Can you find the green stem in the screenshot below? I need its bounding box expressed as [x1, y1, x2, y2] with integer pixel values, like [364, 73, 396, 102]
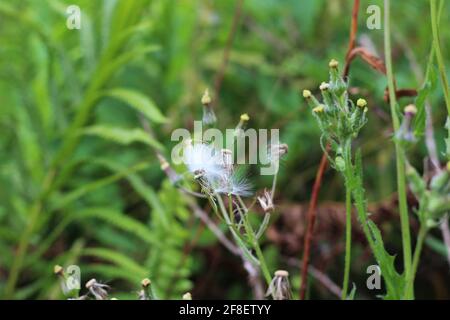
[236, 196, 272, 286]
[216, 194, 271, 286]
[229, 194, 235, 225]
[342, 183, 352, 300]
[404, 224, 428, 298]
[341, 141, 353, 299]
[3, 169, 55, 299]
[430, 0, 450, 116]
[384, 0, 413, 297]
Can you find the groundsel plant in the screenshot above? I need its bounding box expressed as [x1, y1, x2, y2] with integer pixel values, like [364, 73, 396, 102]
[304, 60, 409, 300]
[303, 59, 369, 300]
[168, 90, 289, 297]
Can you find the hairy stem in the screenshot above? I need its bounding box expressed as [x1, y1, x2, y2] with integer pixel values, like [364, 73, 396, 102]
[341, 140, 353, 299]
[236, 195, 272, 286]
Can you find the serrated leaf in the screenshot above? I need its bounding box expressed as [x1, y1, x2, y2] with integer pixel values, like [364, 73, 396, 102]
[367, 221, 405, 299]
[82, 125, 163, 150]
[104, 88, 166, 123]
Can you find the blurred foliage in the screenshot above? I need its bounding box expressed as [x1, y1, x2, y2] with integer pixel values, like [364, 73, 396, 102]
[0, 0, 449, 299]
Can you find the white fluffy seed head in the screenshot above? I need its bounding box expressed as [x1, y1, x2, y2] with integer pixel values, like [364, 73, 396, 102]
[211, 172, 252, 197]
[183, 143, 225, 179]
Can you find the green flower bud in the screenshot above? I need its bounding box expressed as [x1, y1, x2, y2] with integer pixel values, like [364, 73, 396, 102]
[335, 156, 345, 172]
[406, 163, 426, 198]
[430, 170, 449, 192]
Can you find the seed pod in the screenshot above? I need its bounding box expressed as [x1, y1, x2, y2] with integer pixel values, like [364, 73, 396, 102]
[266, 270, 292, 300]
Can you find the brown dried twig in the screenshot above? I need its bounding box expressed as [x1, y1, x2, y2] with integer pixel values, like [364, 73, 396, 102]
[213, 0, 244, 104]
[299, 144, 330, 299]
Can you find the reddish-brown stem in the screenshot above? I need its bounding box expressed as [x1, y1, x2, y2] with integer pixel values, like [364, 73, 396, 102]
[299, 147, 329, 299]
[345, 0, 360, 63]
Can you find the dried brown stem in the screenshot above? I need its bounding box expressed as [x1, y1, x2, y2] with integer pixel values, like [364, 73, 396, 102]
[345, 0, 360, 64]
[299, 146, 330, 299]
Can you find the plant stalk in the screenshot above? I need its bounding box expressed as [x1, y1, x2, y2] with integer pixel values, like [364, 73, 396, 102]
[384, 0, 413, 298]
[341, 140, 353, 299]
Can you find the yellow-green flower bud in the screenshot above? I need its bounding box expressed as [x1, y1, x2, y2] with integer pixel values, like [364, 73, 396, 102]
[329, 59, 339, 68]
[335, 156, 345, 171]
[201, 89, 211, 105]
[313, 105, 325, 113]
[141, 278, 151, 288]
[240, 113, 250, 121]
[54, 265, 64, 276]
[302, 89, 312, 98]
[404, 104, 417, 116]
[182, 292, 192, 300]
[356, 98, 367, 108]
[319, 82, 330, 91]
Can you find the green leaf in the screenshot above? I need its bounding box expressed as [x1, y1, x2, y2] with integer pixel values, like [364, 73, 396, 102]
[75, 207, 159, 246]
[413, 65, 437, 137]
[90, 158, 170, 229]
[82, 125, 163, 150]
[83, 264, 142, 284]
[51, 161, 149, 211]
[83, 247, 148, 278]
[104, 88, 166, 123]
[346, 284, 357, 300]
[367, 221, 405, 300]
